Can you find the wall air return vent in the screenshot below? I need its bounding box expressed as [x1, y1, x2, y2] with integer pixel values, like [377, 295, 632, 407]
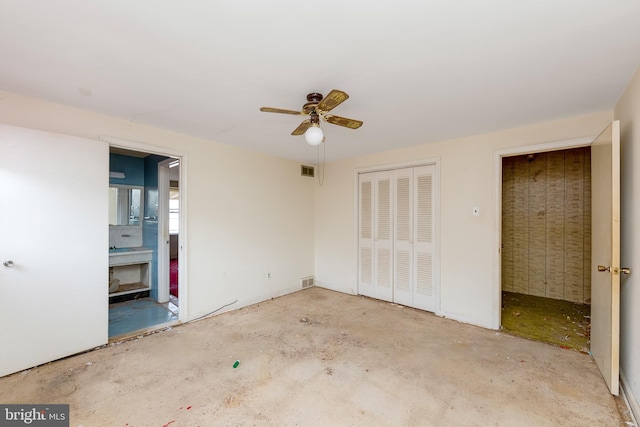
[301, 165, 315, 177]
[301, 276, 315, 288]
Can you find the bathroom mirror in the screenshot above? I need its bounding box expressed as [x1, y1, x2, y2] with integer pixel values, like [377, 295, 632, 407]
[109, 185, 143, 226]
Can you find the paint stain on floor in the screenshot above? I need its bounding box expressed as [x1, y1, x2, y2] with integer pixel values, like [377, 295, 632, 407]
[501, 291, 590, 353]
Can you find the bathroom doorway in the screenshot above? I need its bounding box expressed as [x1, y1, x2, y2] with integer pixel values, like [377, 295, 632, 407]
[108, 146, 184, 339]
[158, 158, 180, 312]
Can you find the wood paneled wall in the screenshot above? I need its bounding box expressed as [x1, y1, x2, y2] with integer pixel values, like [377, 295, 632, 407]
[502, 147, 591, 304]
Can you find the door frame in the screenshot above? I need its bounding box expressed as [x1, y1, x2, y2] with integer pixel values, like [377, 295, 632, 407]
[157, 158, 173, 304]
[353, 157, 441, 314]
[101, 136, 189, 322]
[491, 136, 594, 330]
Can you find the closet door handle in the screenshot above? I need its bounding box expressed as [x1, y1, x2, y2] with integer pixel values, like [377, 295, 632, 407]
[597, 265, 610, 272]
[3, 260, 14, 268]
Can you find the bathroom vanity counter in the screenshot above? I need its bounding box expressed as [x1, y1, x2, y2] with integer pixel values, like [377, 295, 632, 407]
[109, 247, 152, 298]
[109, 247, 153, 266]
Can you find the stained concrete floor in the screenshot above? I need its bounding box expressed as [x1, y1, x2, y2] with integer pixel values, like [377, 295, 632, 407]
[0, 288, 631, 426]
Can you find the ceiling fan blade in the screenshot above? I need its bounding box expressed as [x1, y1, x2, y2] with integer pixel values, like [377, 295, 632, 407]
[292, 119, 311, 135]
[260, 107, 303, 115]
[325, 115, 363, 129]
[317, 90, 349, 112]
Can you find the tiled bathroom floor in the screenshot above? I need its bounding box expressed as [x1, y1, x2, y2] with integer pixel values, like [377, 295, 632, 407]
[108, 297, 179, 339]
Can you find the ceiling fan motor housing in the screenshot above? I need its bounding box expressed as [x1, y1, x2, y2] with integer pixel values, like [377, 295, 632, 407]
[306, 93, 323, 103]
[302, 93, 323, 114]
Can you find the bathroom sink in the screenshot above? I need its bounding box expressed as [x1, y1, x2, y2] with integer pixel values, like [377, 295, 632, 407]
[108, 247, 153, 266]
[109, 247, 134, 253]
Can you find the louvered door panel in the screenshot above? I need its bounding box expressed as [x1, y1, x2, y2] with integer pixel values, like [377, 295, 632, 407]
[393, 168, 413, 306]
[375, 171, 394, 302]
[414, 165, 436, 311]
[416, 253, 433, 296]
[358, 173, 375, 297]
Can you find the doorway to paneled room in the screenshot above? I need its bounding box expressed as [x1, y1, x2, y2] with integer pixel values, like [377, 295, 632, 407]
[500, 147, 592, 353]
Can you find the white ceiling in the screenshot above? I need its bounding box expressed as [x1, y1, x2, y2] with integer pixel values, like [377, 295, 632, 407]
[1, 1, 639, 164]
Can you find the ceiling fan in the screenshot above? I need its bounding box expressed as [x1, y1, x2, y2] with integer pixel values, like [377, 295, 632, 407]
[260, 90, 363, 146]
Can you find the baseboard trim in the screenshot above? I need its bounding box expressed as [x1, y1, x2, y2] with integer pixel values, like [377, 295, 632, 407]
[621, 370, 639, 426]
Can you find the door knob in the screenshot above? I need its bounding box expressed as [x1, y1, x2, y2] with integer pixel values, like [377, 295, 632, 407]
[597, 265, 610, 272]
[621, 267, 632, 275]
[3, 260, 14, 268]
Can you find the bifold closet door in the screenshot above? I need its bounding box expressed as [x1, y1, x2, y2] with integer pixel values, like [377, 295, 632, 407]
[359, 165, 436, 311]
[358, 171, 393, 302]
[413, 165, 436, 311]
[358, 173, 375, 298]
[393, 168, 414, 306]
[374, 171, 393, 302]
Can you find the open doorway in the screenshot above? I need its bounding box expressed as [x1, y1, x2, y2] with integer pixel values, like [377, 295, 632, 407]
[500, 147, 591, 352]
[108, 147, 183, 339]
[157, 158, 180, 312]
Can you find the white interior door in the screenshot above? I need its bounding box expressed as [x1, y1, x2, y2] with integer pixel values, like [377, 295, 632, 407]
[358, 173, 375, 298]
[157, 159, 171, 303]
[591, 120, 622, 395]
[413, 165, 436, 311]
[394, 168, 414, 306]
[374, 171, 393, 302]
[359, 165, 438, 312]
[0, 124, 108, 377]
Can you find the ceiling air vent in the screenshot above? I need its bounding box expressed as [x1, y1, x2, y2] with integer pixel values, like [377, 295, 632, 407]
[301, 165, 315, 177]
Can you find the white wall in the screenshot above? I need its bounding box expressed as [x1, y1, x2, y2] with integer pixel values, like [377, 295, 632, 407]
[0, 90, 315, 321]
[614, 65, 640, 419]
[186, 139, 315, 317]
[315, 112, 612, 328]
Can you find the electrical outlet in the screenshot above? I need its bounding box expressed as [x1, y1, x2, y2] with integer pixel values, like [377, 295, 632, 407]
[266, 272, 271, 279]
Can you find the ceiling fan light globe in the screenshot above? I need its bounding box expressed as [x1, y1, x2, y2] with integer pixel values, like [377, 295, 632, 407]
[305, 126, 324, 146]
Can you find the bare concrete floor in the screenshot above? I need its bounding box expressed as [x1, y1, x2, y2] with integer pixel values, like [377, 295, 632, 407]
[0, 288, 629, 426]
